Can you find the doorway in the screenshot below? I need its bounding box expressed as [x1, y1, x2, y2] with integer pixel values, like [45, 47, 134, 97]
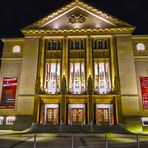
[96, 104, 114, 125]
[45, 104, 59, 124]
[68, 104, 85, 125]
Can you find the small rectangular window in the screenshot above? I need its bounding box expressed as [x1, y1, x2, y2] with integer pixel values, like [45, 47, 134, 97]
[69, 39, 85, 50]
[47, 40, 61, 50]
[0, 116, 4, 125]
[93, 39, 109, 49]
[6, 116, 16, 125]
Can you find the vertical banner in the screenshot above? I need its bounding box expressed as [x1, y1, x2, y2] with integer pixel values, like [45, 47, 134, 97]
[0, 77, 18, 109]
[140, 77, 148, 109]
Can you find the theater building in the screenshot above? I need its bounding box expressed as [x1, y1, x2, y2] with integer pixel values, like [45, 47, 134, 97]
[0, 0, 148, 132]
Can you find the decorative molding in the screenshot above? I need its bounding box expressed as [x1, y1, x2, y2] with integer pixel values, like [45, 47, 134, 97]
[22, 0, 134, 31]
[22, 27, 135, 36]
[69, 13, 86, 24]
[2, 38, 24, 43]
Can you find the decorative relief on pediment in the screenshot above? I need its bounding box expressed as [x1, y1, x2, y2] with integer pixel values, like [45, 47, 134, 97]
[68, 14, 86, 24]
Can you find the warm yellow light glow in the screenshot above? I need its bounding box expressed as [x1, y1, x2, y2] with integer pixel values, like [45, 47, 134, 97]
[12, 45, 21, 53]
[88, 70, 91, 76]
[136, 43, 145, 50]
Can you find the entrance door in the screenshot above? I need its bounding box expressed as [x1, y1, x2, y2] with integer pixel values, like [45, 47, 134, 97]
[96, 104, 114, 125]
[68, 104, 85, 125]
[71, 108, 84, 124]
[96, 108, 109, 124]
[46, 108, 58, 124]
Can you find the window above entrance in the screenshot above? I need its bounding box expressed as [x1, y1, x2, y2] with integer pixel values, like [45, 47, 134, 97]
[94, 61, 111, 94]
[44, 63, 61, 94]
[69, 62, 85, 94]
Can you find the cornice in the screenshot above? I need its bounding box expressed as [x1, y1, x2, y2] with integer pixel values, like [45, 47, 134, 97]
[22, 27, 135, 36]
[132, 35, 148, 40]
[1, 38, 24, 43]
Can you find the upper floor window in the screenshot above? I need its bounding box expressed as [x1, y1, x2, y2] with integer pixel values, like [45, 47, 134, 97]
[44, 63, 60, 94]
[93, 39, 109, 49]
[12, 45, 21, 53]
[69, 39, 84, 50]
[136, 43, 145, 51]
[69, 62, 85, 94]
[47, 40, 61, 50]
[94, 61, 111, 94]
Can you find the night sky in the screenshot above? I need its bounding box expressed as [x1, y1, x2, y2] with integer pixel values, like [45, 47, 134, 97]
[0, 0, 148, 52]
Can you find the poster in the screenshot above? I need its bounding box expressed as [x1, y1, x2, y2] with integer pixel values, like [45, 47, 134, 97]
[140, 77, 148, 109]
[0, 77, 18, 109]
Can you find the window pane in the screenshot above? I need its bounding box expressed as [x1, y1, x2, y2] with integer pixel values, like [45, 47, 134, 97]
[94, 62, 111, 94]
[69, 62, 85, 94]
[45, 63, 60, 94]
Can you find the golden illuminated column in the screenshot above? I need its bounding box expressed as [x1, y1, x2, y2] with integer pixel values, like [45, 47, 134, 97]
[86, 35, 93, 80]
[38, 38, 45, 91]
[86, 35, 93, 124]
[62, 36, 68, 90]
[61, 36, 68, 123]
[110, 36, 117, 92]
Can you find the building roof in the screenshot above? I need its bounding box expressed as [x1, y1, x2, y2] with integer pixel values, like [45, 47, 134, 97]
[22, 0, 135, 35]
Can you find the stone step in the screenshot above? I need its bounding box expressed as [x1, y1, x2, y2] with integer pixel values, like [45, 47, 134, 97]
[28, 124, 131, 134]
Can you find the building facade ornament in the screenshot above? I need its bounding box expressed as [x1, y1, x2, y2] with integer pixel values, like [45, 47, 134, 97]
[61, 75, 67, 94]
[88, 75, 93, 94]
[69, 14, 86, 24]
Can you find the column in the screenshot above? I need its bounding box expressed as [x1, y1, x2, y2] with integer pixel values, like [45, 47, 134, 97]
[86, 36, 93, 124]
[61, 36, 68, 124]
[39, 38, 46, 91]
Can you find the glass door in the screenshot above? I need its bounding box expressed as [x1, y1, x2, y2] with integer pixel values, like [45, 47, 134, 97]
[96, 108, 109, 124]
[96, 104, 114, 125]
[68, 104, 85, 125]
[46, 108, 58, 124]
[71, 108, 84, 124]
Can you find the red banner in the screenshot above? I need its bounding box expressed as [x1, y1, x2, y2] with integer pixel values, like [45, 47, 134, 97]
[0, 77, 18, 109]
[140, 77, 148, 109]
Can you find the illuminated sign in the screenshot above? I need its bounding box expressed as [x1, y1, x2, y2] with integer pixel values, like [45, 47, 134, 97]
[140, 77, 148, 109]
[0, 77, 18, 109]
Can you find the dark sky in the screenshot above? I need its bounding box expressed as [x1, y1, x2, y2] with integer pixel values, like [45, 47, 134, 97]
[0, 0, 148, 52]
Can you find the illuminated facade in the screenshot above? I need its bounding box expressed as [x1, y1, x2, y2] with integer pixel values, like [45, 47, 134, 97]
[0, 0, 148, 132]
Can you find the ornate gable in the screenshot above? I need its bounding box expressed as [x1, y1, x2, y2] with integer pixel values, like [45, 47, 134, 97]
[22, 0, 135, 34]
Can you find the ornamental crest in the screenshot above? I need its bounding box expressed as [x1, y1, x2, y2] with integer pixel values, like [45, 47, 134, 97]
[69, 14, 86, 24]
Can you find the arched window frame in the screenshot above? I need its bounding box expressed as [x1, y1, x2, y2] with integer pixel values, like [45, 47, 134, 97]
[136, 43, 145, 51]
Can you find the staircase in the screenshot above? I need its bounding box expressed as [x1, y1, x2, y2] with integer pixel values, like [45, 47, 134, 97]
[28, 124, 131, 134]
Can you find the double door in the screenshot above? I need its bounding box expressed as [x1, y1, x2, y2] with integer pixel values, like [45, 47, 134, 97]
[96, 108, 109, 125]
[68, 105, 85, 125]
[46, 108, 58, 124]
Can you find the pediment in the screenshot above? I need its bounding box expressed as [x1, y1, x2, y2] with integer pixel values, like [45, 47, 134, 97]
[23, 0, 134, 31]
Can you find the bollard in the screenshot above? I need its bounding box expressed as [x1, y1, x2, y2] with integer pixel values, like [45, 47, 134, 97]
[90, 121, 93, 133]
[71, 135, 74, 148]
[105, 135, 108, 148]
[136, 134, 140, 148]
[60, 120, 63, 133]
[34, 134, 36, 148]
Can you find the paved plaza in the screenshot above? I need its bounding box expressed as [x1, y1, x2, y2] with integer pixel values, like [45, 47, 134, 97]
[0, 131, 148, 148]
